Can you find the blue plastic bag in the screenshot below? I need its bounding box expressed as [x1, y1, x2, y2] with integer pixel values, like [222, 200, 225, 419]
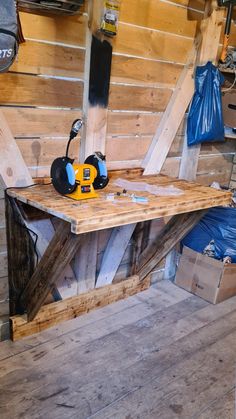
[182, 207, 236, 262]
[187, 61, 225, 146]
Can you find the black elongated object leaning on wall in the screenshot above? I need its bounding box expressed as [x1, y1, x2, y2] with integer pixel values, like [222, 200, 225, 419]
[89, 35, 113, 108]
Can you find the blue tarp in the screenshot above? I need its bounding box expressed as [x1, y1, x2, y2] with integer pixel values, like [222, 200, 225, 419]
[182, 207, 236, 262]
[187, 61, 225, 146]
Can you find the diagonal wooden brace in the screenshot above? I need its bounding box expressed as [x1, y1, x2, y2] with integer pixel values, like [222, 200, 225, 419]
[20, 221, 84, 321]
[138, 210, 207, 281]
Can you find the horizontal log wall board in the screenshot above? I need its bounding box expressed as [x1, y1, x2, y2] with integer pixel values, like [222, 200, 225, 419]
[6, 173, 231, 339]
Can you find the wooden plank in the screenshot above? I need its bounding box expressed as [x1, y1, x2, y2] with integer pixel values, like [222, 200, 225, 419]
[162, 154, 234, 185]
[28, 218, 78, 300]
[113, 23, 193, 63]
[20, 12, 87, 47]
[83, 106, 108, 156]
[0, 281, 190, 360]
[90, 322, 236, 418]
[0, 199, 5, 227]
[0, 318, 9, 341]
[107, 112, 161, 136]
[0, 111, 33, 187]
[0, 74, 83, 108]
[81, 1, 113, 159]
[5, 197, 35, 315]
[11, 275, 150, 340]
[20, 221, 84, 321]
[106, 136, 152, 162]
[11, 41, 85, 78]
[109, 84, 172, 112]
[0, 276, 8, 301]
[119, 0, 201, 38]
[4, 285, 236, 416]
[169, 130, 236, 156]
[142, 64, 195, 174]
[96, 224, 136, 288]
[179, 0, 224, 181]
[73, 232, 98, 294]
[2, 108, 82, 138]
[0, 110, 78, 301]
[166, 0, 224, 282]
[168, 0, 204, 9]
[197, 388, 235, 419]
[111, 55, 182, 87]
[0, 300, 9, 317]
[138, 210, 206, 280]
[0, 285, 232, 395]
[7, 175, 232, 235]
[0, 252, 7, 279]
[16, 137, 80, 168]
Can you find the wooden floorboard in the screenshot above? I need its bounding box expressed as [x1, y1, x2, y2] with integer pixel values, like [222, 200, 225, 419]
[0, 281, 235, 419]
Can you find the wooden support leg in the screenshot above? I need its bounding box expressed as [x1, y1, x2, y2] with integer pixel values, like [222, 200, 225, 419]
[5, 196, 35, 315]
[96, 224, 136, 288]
[73, 231, 98, 294]
[138, 210, 206, 281]
[20, 222, 84, 321]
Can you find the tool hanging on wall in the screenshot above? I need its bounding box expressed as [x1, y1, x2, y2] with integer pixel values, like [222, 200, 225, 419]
[50, 119, 109, 200]
[100, 0, 121, 37]
[218, 0, 236, 67]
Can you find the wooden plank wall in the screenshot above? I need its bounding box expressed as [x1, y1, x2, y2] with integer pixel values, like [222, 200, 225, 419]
[0, 0, 235, 339]
[0, 7, 87, 339]
[106, 0, 236, 183]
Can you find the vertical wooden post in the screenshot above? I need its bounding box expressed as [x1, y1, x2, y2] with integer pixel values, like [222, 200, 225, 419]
[165, 0, 224, 280]
[79, 1, 123, 290]
[81, 0, 115, 160]
[179, 0, 224, 181]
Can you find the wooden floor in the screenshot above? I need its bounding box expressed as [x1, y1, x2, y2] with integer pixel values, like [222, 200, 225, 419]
[0, 280, 235, 419]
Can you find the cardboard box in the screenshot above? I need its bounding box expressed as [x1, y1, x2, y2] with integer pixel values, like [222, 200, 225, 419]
[175, 246, 236, 304]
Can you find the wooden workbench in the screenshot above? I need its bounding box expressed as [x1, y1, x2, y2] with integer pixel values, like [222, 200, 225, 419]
[6, 173, 232, 340]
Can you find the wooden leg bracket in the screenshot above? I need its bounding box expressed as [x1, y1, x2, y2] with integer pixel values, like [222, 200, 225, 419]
[20, 222, 84, 321]
[138, 210, 206, 280]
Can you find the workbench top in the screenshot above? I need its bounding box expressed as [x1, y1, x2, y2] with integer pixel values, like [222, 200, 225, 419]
[7, 174, 232, 234]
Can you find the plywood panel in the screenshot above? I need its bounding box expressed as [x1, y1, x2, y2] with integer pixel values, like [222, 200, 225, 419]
[109, 85, 172, 112]
[111, 55, 182, 87]
[113, 23, 193, 63]
[20, 12, 87, 47]
[107, 112, 161, 136]
[11, 41, 85, 78]
[119, 0, 201, 38]
[0, 74, 83, 108]
[2, 108, 82, 138]
[16, 137, 80, 167]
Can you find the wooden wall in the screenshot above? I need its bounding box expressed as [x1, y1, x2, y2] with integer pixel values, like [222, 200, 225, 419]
[106, 0, 236, 181]
[0, 7, 87, 339]
[0, 0, 235, 339]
